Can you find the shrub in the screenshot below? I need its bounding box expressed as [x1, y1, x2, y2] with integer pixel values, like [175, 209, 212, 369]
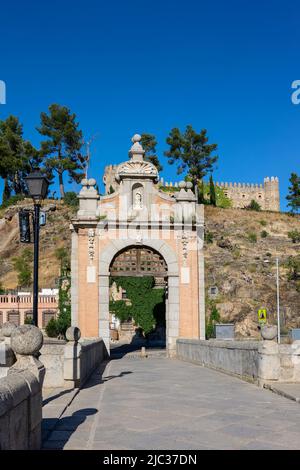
[247, 232, 257, 243]
[12, 248, 33, 287]
[260, 220, 267, 226]
[205, 231, 214, 244]
[286, 256, 300, 281]
[45, 318, 59, 338]
[246, 200, 261, 211]
[288, 230, 300, 243]
[205, 305, 221, 339]
[24, 315, 33, 325]
[261, 230, 268, 238]
[64, 192, 79, 208]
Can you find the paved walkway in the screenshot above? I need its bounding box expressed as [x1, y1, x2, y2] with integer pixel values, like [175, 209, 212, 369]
[43, 356, 300, 450]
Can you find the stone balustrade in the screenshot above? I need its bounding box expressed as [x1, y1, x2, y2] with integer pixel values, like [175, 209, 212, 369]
[0, 324, 45, 450]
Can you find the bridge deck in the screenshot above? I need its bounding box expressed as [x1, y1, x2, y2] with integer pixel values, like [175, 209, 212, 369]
[42, 355, 300, 450]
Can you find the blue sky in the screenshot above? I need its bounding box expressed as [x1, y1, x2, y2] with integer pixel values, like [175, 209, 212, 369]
[0, 0, 299, 209]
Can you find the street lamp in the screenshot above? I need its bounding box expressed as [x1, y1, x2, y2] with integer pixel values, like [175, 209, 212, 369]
[25, 170, 49, 327]
[264, 257, 281, 344]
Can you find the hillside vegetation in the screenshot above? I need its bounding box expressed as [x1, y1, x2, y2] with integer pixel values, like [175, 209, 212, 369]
[0, 201, 299, 337]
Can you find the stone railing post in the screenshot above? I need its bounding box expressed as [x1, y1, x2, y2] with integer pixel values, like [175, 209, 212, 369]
[2, 321, 17, 346]
[258, 325, 280, 387]
[8, 325, 45, 388]
[0, 322, 17, 378]
[64, 326, 82, 388]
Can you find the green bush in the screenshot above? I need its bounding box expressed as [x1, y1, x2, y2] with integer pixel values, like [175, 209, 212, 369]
[45, 318, 59, 338]
[24, 315, 33, 325]
[205, 305, 221, 339]
[246, 200, 261, 211]
[247, 232, 257, 243]
[260, 220, 267, 226]
[288, 230, 300, 243]
[64, 192, 79, 208]
[12, 248, 33, 287]
[205, 231, 214, 244]
[261, 230, 268, 238]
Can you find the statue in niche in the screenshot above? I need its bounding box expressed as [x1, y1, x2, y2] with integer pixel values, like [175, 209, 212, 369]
[132, 184, 144, 210]
[135, 192, 143, 209]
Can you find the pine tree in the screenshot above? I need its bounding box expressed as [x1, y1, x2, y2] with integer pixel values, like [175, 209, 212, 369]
[209, 174, 216, 206]
[37, 104, 87, 198]
[0, 116, 41, 201]
[164, 125, 218, 190]
[140, 133, 163, 172]
[287, 173, 300, 213]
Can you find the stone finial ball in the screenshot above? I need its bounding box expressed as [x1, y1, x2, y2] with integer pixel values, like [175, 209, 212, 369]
[132, 134, 141, 143]
[2, 322, 17, 338]
[66, 326, 81, 342]
[186, 182, 193, 190]
[88, 178, 96, 187]
[261, 325, 278, 341]
[179, 181, 187, 189]
[11, 325, 43, 355]
[81, 178, 88, 186]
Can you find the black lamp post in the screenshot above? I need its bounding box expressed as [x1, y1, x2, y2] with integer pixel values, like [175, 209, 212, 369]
[25, 170, 49, 327]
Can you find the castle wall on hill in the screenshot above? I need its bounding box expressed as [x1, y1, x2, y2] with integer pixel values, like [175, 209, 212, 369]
[215, 177, 280, 212]
[103, 165, 280, 212]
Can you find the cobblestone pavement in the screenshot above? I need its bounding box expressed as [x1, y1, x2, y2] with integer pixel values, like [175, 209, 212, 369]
[42, 356, 300, 450]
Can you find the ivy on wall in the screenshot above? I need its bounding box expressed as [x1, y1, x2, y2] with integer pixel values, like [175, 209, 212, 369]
[109, 276, 165, 335]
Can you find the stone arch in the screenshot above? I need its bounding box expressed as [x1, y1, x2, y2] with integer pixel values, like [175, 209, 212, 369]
[98, 239, 179, 356]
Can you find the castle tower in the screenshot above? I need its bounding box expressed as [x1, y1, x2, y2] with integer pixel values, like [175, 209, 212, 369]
[264, 177, 280, 212]
[103, 164, 119, 194]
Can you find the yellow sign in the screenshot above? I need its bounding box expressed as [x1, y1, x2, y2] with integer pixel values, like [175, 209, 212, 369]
[258, 308, 267, 324]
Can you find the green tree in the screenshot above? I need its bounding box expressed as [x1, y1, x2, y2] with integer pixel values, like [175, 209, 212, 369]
[0, 116, 41, 202]
[140, 133, 163, 172]
[209, 174, 216, 206]
[246, 200, 261, 211]
[164, 125, 218, 191]
[286, 173, 300, 213]
[37, 104, 87, 199]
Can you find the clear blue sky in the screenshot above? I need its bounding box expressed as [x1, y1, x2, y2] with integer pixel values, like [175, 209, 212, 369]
[0, 0, 299, 209]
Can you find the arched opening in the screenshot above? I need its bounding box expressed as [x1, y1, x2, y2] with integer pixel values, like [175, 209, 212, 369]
[109, 246, 168, 353]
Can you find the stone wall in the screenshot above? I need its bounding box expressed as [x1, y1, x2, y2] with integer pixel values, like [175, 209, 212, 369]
[177, 338, 260, 382]
[40, 335, 107, 389]
[0, 370, 42, 449]
[215, 177, 280, 211]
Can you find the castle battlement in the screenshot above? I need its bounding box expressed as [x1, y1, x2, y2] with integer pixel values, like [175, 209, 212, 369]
[215, 177, 280, 211]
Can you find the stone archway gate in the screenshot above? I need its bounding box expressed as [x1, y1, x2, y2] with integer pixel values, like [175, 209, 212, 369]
[70, 134, 206, 356]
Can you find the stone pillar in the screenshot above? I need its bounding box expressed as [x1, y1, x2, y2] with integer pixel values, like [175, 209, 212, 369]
[2, 321, 17, 346]
[8, 325, 45, 388]
[258, 325, 280, 386]
[0, 322, 17, 378]
[63, 326, 82, 389]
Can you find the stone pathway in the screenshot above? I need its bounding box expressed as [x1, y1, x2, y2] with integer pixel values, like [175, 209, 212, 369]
[42, 356, 300, 450]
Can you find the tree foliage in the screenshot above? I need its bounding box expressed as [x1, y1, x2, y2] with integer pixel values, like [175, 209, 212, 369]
[0, 116, 41, 201]
[209, 174, 216, 206]
[140, 133, 163, 172]
[164, 125, 218, 188]
[37, 104, 87, 198]
[109, 276, 165, 335]
[286, 173, 300, 213]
